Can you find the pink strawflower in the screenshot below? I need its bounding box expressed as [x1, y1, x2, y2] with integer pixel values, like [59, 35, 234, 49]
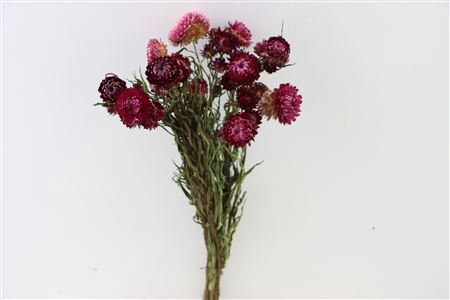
[226, 21, 252, 47]
[273, 83, 302, 124]
[147, 39, 168, 63]
[237, 82, 268, 112]
[116, 86, 165, 129]
[220, 112, 260, 148]
[169, 11, 210, 46]
[226, 52, 261, 86]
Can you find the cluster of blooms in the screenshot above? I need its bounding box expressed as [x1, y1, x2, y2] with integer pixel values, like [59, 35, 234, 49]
[97, 12, 302, 148]
[98, 75, 165, 129]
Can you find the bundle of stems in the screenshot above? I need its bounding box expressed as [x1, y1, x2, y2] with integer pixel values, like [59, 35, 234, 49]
[134, 43, 261, 299]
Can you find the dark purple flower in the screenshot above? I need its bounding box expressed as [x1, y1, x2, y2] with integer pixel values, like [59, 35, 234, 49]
[254, 36, 290, 73]
[98, 74, 127, 114]
[237, 82, 268, 111]
[145, 54, 191, 89]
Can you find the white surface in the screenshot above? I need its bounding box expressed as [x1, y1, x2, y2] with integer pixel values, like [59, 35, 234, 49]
[1, 2, 449, 298]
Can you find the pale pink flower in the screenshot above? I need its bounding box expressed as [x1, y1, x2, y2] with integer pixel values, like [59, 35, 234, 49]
[147, 39, 168, 63]
[168, 11, 210, 46]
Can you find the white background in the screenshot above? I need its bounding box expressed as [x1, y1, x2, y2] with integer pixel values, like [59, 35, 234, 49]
[1, 1, 449, 298]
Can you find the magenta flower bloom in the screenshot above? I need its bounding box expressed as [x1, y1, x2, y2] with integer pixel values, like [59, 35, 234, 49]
[226, 21, 252, 47]
[98, 74, 127, 114]
[225, 52, 261, 86]
[116, 87, 164, 129]
[147, 39, 168, 63]
[254, 36, 290, 73]
[220, 111, 260, 147]
[237, 82, 268, 112]
[169, 11, 210, 46]
[273, 83, 302, 124]
[141, 101, 165, 130]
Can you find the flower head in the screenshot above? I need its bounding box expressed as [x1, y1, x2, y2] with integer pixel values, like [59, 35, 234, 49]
[146, 56, 180, 89]
[116, 86, 165, 129]
[141, 101, 165, 130]
[254, 36, 290, 73]
[226, 21, 252, 47]
[237, 82, 268, 111]
[169, 11, 210, 46]
[225, 52, 261, 86]
[259, 83, 302, 124]
[273, 83, 302, 124]
[171, 53, 192, 83]
[98, 74, 127, 114]
[220, 111, 260, 147]
[146, 54, 191, 89]
[206, 27, 237, 55]
[147, 39, 168, 63]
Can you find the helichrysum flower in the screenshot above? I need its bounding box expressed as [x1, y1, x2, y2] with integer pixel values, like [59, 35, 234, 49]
[141, 101, 165, 130]
[259, 83, 302, 124]
[237, 82, 268, 112]
[220, 111, 260, 147]
[226, 21, 252, 47]
[225, 52, 261, 86]
[147, 39, 168, 63]
[146, 56, 180, 88]
[254, 36, 290, 73]
[145, 54, 191, 89]
[203, 22, 251, 57]
[116, 86, 165, 129]
[204, 27, 237, 55]
[171, 53, 192, 83]
[169, 12, 210, 46]
[98, 74, 127, 114]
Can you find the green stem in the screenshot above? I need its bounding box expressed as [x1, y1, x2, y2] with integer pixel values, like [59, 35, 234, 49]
[203, 226, 223, 300]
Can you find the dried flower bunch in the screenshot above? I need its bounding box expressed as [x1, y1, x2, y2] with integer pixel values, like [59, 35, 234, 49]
[96, 11, 302, 299]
